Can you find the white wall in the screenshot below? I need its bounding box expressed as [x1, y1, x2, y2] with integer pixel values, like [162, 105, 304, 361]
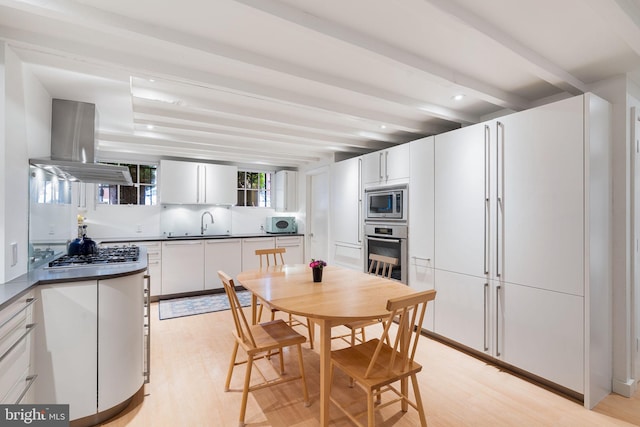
[1, 44, 50, 282]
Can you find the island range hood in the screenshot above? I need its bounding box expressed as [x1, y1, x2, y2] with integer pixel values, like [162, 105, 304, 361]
[29, 99, 133, 186]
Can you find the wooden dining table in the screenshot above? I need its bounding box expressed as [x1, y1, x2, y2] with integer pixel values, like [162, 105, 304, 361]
[236, 263, 419, 427]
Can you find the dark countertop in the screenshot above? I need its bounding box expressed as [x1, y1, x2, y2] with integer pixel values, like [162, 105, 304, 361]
[0, 247, 148, 310]
[101, 233, 304, 244]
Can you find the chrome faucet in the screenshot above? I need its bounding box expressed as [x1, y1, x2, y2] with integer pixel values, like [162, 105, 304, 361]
[200, 211, 214, 235]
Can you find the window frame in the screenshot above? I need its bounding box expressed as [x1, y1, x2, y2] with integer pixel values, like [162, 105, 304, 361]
[97, 162, 158, 206]
[236, 169, 273, 207]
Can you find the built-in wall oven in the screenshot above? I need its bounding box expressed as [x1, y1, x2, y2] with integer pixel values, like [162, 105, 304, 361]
[364, 223, 408, 284]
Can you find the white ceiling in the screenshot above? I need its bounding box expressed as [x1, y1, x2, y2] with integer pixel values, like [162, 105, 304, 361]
[1, 0, 640, 169]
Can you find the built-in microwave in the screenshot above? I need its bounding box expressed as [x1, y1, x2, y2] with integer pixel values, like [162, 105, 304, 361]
[365, 186, 407, 221]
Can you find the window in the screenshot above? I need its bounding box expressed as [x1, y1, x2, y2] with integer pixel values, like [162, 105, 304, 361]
[97, 163, 157, 205]
[237, 171, 272, 207]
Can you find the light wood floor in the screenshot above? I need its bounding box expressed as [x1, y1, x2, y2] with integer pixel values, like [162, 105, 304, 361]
[100, 303, 640, 426]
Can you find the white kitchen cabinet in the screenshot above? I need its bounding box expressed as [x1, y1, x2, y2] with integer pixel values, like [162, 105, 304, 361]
[433, 270, 491, 354]
[98, 273, 144, 412]
[408, 136, 435, 330]
[241, 237, 276, 270]
[274, 170, 298, 212]
[0, 292, 36, 404]
[204, 239, 242, 290]
[362, 144, 410, 186]
[161, 240, 204, 294]
[160, 160, 237, 205]
[34, 273, 146, 422]
[276, 236, 304, 264]
[432, 93, 611, 405]
[126, 241, 162, 297]
[35, 281, 98, 420]
[500, 282, 584, 394]
[330, 156, 363, 270]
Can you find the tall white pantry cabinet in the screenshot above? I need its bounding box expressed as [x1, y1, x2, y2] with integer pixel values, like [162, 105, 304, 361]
[431, 93, 611, 409]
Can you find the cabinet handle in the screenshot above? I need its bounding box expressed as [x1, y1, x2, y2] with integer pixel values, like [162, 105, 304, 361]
[0, 297, 37, 330]
[496, 285, 501, 357]
[0, 323, 36, 364]
[358, 158, 362, 244]
[411, 256, 431, 262]
[379, 152, 384, 180]
[165, 241, 202, 246]
[15, 374, 38, 404]
[144, 275, 151, 384]
[484, 124, 490, 275]
[484, 283, 489, 351]
[496, 121, 504, 278]
[385, 151, 389, 180]
[16, 374, 38, 405]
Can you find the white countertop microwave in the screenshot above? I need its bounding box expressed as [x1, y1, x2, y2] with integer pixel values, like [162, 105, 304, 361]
[265, 216, 297, 233]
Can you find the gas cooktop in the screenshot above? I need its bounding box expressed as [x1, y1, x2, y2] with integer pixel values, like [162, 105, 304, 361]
[48, 246, 140, 268]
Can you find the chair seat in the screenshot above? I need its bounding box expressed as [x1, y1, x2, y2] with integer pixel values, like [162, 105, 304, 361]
[332, 339, 422, 388]
[238, 319, 307, 354]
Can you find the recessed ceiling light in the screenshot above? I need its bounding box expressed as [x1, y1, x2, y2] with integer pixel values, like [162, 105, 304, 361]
[146, 124, 154, 130]
[380, 124, 387, 129]
[452, 94, 465, 101]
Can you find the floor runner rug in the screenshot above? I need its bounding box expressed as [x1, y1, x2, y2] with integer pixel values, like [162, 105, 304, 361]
[159, 290, 251, 320]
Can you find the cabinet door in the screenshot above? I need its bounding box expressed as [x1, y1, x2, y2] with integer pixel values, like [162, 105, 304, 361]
[241, 237, 276, 270]
[131, 241, 162, 297]
[409, 137, 434, 265]
[276, 236, 304, 264]
[98, 273, 144, 411]
[160, 160, 198, 204]
[385, 143, 410, 182]
[35, 282, 98, 420]
[362, 151, 384, 185]
[330, 157, 362, 247]
[499, 96, 584, 295]
[204, 239, 242, 290]
[161, 241, 204, 294]
[500, 282, 584, 393]
[435, 123, 488, 278]
[275, 170, 298, 212]
[204, 164, 237, 205]
[433, 270, 490, 354]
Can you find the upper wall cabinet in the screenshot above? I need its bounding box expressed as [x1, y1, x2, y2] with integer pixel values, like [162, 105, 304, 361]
[160, 160, 237, 205]
[362, 144, 410, 187]
[274, 170, 298, 212]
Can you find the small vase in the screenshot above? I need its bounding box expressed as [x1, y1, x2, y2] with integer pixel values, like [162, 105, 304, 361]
[312, 268, 323, 283]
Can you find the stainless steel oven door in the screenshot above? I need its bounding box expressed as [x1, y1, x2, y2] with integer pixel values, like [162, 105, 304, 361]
[364, 224, 408, 284]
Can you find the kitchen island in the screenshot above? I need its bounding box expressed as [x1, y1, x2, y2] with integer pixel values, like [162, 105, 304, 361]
[0, 247, 148, 426]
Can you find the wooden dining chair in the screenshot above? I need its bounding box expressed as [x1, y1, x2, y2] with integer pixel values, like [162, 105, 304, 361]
[218, 270, 310, 427]
[255, 248, 314, 349]
[255, 247, 286, 267]
[333, 254, 399, 347]
[329, 289, 436, 427]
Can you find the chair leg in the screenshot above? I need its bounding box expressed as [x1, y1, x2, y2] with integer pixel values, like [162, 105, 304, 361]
[238, 355, 254, 427]
[306, 318, 314, 349]
[296, 343, 310, 407]
[411, 374, 428, 427]
[279, 346, 285, 374]
[225, 341, 239, 391]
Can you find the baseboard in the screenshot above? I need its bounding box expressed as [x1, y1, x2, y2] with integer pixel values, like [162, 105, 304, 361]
[612, 378, 638, 398]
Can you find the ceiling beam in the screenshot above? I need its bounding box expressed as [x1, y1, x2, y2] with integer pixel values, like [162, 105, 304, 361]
[585, 0, 640, 57]
[424, 0, 587, 95]
[0, 0, 476, 125]
[234, 0, 531, 111]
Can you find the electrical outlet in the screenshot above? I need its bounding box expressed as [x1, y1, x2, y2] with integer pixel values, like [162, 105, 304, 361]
[49, 225, 55, 235]
[136, 224, 143, 233]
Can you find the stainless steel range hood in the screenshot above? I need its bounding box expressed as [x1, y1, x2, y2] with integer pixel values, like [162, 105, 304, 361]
[29, 99, 133, 185]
